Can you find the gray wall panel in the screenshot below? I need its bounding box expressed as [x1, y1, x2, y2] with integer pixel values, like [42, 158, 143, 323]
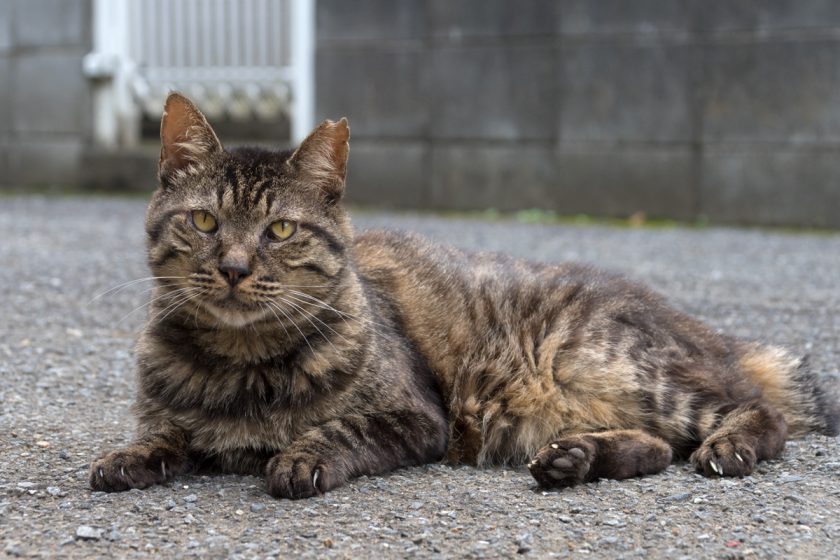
[699, 41, 840, 143]
[345, 141, 430, 208]
[13, 0, 90, 49]
[701, 147, 840, 228]
[317, 0, 840, 226]
[430, 44, 557, 141]
[317, 48, 429, 138]
[430, 144, 558, 211]
[560, 43, 694, 142]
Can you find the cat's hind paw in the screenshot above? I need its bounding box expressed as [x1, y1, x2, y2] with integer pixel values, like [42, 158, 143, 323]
[690, 434, 756, 478]
[527, 437, 595, 489]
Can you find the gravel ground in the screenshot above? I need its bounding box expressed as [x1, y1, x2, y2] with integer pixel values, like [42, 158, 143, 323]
[1, 195, 839, 559]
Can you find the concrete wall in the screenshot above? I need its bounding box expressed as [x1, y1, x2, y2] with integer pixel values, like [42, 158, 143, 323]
[317, 0, 840, 228]
[3, 1, 840, 228]
[0, 0, 93, 187]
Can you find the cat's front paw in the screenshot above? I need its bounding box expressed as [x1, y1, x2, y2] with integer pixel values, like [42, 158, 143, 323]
[265, 451, 340, 499]
[528, 437, 596, 489]
[690, 434, 756, 478]
[90, 448, 174, 492]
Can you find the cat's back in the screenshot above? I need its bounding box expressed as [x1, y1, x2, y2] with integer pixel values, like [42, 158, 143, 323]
[353, 228, 735, 369]
[351, 228, 663, 374]
[352, 229, 725, 368]
[353, 228, 647, 303]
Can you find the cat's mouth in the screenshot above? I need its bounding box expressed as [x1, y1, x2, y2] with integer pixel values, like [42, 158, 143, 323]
[195, 289, 272, 327]
[202, 297, 270, 327]
[220, 290, 252, 307]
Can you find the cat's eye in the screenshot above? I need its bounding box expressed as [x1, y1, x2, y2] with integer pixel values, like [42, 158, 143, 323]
[269, 220, 297, 241]
[191, 210, 218, 233]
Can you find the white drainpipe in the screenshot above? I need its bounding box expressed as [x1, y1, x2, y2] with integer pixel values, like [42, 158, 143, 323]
[290, 0, 316, 144]
[83, 0, 140, 149]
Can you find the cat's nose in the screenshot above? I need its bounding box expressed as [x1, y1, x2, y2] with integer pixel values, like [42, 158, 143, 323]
[218, 263, 251, 287]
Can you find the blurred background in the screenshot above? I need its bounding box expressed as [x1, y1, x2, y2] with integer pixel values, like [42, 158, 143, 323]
[1, 0, 839, 228]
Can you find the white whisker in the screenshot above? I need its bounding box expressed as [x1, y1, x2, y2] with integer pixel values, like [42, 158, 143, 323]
[286, 289, 388, 330]
[89, 276, 186, 304]
[115, 286, 196, 325]
[152, 288, 205, 324]
[266, 300, 315, 356]
[263, 283, 332, 289]
[282, 292, 351, 328]
[261, 301, 291, 341]
[276, 297, 346, 353]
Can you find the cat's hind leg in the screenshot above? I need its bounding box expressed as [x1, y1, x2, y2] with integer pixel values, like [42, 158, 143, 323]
[527, 429, 673, 489]
[690, 400, 787, 477]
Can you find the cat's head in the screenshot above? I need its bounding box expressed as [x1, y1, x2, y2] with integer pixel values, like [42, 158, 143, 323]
[145, 92, 352, 328]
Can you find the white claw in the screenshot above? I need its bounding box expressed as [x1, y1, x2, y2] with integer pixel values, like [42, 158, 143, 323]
[312, 469, 320, 490]
[709, 460, 720, 475]
[98, 468, 104, 478]
[735, 453, 744, 463]
[550, 443, 559, 449]
[161, 460, 167, 478]
[120, 467, 126, 477]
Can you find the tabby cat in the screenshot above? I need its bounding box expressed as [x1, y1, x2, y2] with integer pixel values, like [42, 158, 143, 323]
[90, 93, 838, 498]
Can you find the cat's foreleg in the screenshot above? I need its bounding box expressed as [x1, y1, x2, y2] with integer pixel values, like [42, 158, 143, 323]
[265, 409, 447, 499]
[90, 429, 190, 492]
[527, 429, 673, 488]
[690, 399, 787, 477]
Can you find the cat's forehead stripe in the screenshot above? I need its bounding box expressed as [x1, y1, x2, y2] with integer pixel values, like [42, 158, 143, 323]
[251, 179, 274, 212]
[264, 191, 276, 214]
[226, 163, 242, 207]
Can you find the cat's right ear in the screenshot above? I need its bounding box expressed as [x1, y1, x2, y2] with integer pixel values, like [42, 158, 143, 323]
[159, 93, 222, 182]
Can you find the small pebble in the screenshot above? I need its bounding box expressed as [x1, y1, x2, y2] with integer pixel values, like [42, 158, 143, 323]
[105, 530, 122, 542]
[75, 526, 102, 541]
[665, 492, 691, 502]
[779, 475, 804, 484]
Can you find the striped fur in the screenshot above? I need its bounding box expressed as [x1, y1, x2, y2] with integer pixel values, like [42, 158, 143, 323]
[91, 93, 839, 498]
[354, 231, 838, 484]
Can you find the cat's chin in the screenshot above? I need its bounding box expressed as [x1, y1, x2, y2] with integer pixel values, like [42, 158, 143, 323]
[201, 301, 269, 328]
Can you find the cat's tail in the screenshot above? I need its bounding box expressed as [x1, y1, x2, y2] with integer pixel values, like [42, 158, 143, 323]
[738, 342, 840, 437]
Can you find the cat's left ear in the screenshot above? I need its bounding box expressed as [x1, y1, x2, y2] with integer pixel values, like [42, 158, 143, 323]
[159, 92, 223, 180]
[288, 118, 350, 202]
